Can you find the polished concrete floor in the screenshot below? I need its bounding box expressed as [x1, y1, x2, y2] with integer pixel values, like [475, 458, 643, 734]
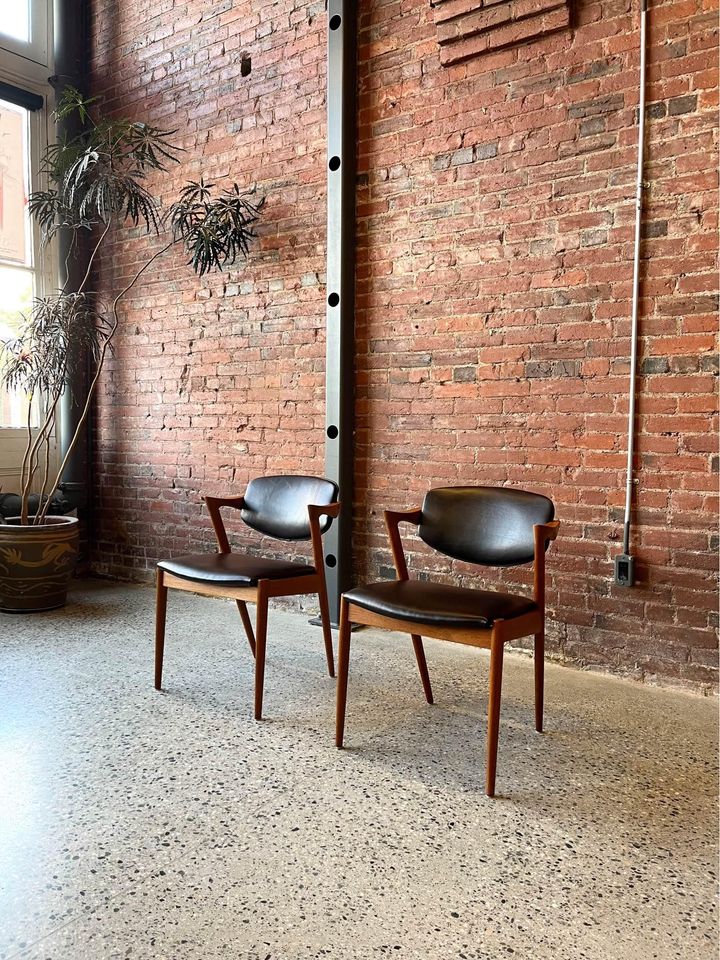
[0, 581, 717, 960]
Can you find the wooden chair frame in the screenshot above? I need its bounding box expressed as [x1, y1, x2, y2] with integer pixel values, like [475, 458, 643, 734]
[335, 508, 560, 797]
[155, 495, 340, 720]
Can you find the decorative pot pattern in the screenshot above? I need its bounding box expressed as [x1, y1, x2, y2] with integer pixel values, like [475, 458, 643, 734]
[0, 517, 79, 613]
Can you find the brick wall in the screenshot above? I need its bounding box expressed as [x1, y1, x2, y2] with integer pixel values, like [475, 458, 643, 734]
[88, 0, 718, 689]
[89, 0, 331, 577]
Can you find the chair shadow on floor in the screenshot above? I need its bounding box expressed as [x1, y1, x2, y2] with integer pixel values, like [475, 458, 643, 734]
[325, 651, 718, 843]
[147, 608, 717, 848]
[154, 637, 337, 724]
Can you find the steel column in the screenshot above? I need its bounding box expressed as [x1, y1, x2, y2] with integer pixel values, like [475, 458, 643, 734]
[53, 0, 91, 511]
[323, 1, 357, 623]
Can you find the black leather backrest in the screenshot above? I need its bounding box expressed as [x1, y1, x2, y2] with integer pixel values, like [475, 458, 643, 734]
[418, 486, 554, 567]
[241, 475, 339, 541]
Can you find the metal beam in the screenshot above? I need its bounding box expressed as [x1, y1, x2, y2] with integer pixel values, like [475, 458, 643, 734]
[323, 1, 357, 623]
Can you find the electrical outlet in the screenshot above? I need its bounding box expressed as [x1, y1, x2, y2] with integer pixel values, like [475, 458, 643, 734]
[614, 553, 635, 587]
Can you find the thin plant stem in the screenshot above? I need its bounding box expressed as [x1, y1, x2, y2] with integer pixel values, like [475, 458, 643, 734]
[33, 387, 63, 524]
[19, 397, 34, 524]
[19, 348, 69, 521]
[37, 238, 177, 523]
[60, 239, 74, 296]
[29, 223, 110, 519]
[75, 222, 111, 296]
[20, 404, 55, 520]
[37, 433, 52, 523]
[16, 230, 109, 521]
[20, 407, 51, 521]
[19, 396, 33, 508]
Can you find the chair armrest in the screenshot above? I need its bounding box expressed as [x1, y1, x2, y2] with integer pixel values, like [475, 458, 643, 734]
[533, 520, 561, 607]
[385, 509, 423, 527]
[203, 494, 246, 554]
[384, 508, 422, 580]
[308, 502, 341, 523]
[204, 495, 246, 510]
[308, 502, 341, 571]
[537, 520, 560, 543]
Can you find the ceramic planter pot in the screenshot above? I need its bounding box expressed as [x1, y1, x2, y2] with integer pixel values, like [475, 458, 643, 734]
[0, 516, 79, 613]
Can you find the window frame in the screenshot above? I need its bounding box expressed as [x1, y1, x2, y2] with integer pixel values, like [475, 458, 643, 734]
[0, 0, 52, 79]
[0, 0, 56, 492]
[0, 90, 55, 419]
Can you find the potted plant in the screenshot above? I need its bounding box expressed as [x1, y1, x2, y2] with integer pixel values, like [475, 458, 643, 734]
[0, 88, 262, 612]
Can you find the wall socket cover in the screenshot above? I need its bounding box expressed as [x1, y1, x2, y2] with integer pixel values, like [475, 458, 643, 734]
[614, 553, 635, 587]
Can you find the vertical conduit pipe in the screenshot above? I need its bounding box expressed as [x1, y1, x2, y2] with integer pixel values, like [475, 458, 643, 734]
[53, 0, 90, 511]
[619, 0, 648, 575]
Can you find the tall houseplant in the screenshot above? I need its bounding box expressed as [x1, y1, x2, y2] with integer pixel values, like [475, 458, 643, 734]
[0, 88, 262, 611]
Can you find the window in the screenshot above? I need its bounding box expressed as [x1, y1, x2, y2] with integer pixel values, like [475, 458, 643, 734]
[0, 0, 53, 494]
[0, 0, 50, 72]
[0, 98, 37, 428]
[4, 4, 30, 44]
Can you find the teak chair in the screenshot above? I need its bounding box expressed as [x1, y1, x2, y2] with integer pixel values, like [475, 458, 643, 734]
[335, 486, 559, 797]
[154, 475, 340, 719]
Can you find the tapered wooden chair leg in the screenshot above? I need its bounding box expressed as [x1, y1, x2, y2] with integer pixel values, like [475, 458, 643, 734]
[254, 591, 269, 720]
[534, 628, 544, 733]
[317, 577, 336, 678]
[236, 600, 256, 657]
[411, 634, 433, 704]
[154, 571, 168, 690]
[335, 599, 351, 748]
[486, 629, 505, 797]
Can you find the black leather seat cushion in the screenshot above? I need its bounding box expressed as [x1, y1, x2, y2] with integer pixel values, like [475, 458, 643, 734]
[344, 580, 537, 629]
[158, 553, 316, 586]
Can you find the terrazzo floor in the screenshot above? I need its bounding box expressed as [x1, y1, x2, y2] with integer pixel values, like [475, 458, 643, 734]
[0, 580, 717, 960]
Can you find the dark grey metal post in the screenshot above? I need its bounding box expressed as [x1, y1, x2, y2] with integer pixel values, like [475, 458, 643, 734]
[53, 0, 90, 511]
[324, 1, 357, 623]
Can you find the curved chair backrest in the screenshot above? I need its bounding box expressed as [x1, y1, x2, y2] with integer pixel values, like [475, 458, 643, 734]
[418, 486, 554, 568]
[241, 475, 339, 541]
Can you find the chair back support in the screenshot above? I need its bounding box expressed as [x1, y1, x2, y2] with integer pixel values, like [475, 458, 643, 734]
[241, 476, 339, 541]
[419, 486, 554, 567]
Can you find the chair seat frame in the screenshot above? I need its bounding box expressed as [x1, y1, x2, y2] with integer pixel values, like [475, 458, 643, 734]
[155, 494, 340, 720]
[335, 508, 560, 797]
